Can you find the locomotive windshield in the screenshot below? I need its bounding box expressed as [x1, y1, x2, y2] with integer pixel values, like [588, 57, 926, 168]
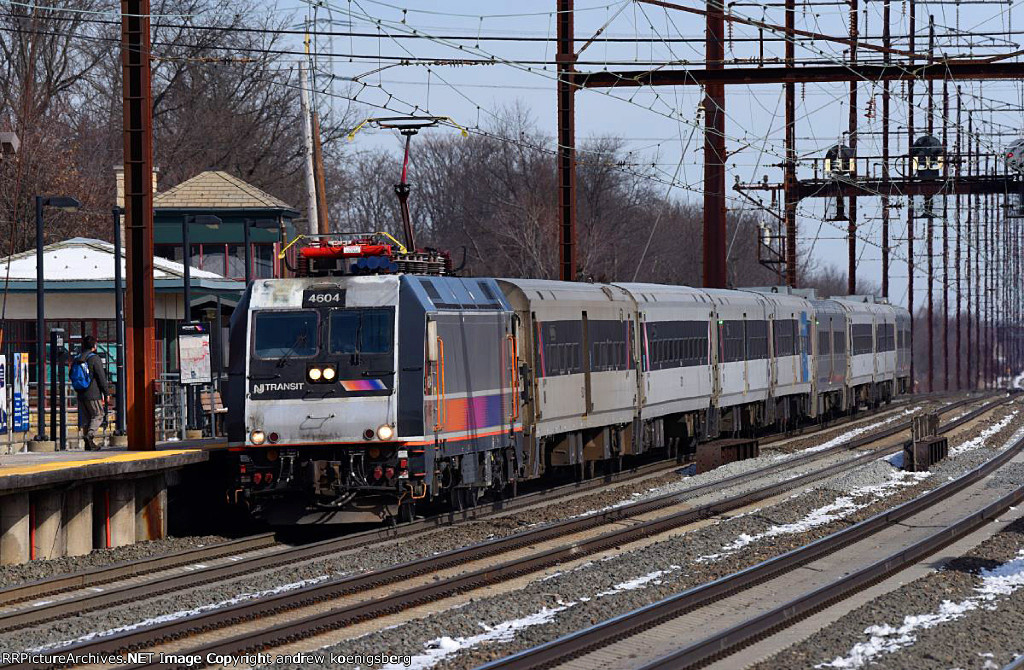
[253, 311, 318, 358]
[329, 308, 394, 354]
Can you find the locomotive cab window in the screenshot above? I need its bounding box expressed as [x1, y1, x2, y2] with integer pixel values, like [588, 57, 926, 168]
[253, 310, 319, 359]
[329, 308, 395, 354]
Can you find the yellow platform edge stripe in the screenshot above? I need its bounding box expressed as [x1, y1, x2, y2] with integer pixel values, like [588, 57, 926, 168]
[0, 450, 201, 477]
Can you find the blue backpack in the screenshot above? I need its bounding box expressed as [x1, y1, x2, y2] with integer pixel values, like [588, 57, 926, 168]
[70, 352, 95, 392]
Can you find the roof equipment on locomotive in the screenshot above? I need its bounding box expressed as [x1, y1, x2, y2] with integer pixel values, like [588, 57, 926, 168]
[281, 116, 469, 278]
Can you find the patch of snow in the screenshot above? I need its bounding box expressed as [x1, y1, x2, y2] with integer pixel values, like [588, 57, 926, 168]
[802, 410, 917, 454]
[595, 566, 681, 598]
[386, 604, 573, 670]
[697, 469, 929, 564]
[950, 411, 1020, 457]
[817, 548, 1024, 668]
[29, 574, 332, 653]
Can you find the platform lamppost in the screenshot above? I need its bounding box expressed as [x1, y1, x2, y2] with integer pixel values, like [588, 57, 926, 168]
[34, 195, 81, 445]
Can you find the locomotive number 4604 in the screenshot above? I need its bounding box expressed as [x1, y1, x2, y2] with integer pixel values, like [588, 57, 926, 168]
[302, 288, 346, 307]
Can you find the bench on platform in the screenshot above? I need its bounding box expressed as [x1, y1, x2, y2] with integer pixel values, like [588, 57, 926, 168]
[200, 391, 228, 436]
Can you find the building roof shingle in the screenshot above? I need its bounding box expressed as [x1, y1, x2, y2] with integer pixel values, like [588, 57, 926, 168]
[153, 171, 295, 211]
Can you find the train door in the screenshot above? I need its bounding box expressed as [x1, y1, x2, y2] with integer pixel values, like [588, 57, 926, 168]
[742, 316, 750, 395]
[872, 315, 879, 380]
[426, 317, 444, 435]
[709, 310, 721, 405]
[581, 310, 593, 415]
[827, 317, 836, 383]
[505, 314, 520, 437]
[799, 312, 811, 384]
[768, 315, 778, 391]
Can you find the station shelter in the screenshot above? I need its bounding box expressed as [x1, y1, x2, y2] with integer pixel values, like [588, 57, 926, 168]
[0, 237, 243, 445]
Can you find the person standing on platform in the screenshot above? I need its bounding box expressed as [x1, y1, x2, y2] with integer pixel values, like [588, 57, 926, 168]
[70, 335, 109, 450]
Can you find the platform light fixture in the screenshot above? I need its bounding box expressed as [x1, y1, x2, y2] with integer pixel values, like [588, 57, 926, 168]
[35, 195, 81, 444]
[0, 132, 19, 156]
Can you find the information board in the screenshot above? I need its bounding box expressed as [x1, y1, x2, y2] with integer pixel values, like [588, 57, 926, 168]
[0, 355, 7, 434]
[12, 352, 28, 432]
[178, 322, 212, 385]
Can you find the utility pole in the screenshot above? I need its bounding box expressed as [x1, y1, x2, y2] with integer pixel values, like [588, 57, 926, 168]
[954, 88, 962, 390]
[556, 0, 577, 281]
[978, 188, 987, 389]
[907, 0, 916, 390]
[784, 0, 797, 287]
[298, 62, 320, 236]
[121, 0, 156, 449]
[704, 0, 728, 288]
[941, 74, 949, 391]
[880, 0, 891, 299]
[926, 16, 935, 392]
[974, 172, 981, 388]
[847, 0, 858, 295]
[967, 112, 974, 388]
[786, 0, 794, 288]
[311, 110, 330, 235]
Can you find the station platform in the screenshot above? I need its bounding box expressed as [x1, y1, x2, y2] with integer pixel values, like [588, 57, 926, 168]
[0, 447, 208, 566]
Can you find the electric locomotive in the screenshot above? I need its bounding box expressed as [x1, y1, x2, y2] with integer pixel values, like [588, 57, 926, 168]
[225, 235, 522, 524]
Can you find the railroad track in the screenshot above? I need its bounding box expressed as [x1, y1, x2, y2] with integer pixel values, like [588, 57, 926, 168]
[6, 393, 1002, 669]
[0, 443, 694, 613]
[0, 393, 942, 617]
[481, 398, 1024, 670]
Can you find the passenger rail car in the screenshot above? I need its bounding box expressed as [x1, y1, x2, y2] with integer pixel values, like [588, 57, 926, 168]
[225, 275, 912, 525]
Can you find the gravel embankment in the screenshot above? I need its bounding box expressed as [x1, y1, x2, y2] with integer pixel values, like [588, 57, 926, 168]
[754, 514, 1024, 670]
[0, 535, 231, 590]
[0, 395, 1001, 657]
[0, 440, 837, 653]
[262, 400, 1024, 670]
[0, 401, 937, 655]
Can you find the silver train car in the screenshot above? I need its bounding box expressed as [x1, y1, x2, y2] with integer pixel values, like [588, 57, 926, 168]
[225, 275, 911, 524]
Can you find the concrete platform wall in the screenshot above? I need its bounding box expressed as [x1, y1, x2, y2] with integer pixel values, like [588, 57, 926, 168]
[0, 474, 167, 565]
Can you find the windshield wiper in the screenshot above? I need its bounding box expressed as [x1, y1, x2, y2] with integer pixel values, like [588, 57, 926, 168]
[277, 333, 309, 368]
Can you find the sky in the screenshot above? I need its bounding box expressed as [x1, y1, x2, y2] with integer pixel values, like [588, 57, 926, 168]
[262, 0, 1024, 309]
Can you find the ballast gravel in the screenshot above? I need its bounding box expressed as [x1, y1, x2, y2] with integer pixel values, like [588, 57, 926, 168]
[0, 396, 1008, 658]
[0, 535, 230, 590]
[261, 399, 1024, 670]
[754, 514, 1024, 670]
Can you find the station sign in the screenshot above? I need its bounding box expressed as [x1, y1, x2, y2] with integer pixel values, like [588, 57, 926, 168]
[0, 355, 7, 434]
[11, 353, 28, 432]
[178, 322, 212, 385]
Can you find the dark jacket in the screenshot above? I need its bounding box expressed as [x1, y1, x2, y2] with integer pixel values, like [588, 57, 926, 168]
[76, 351, 109, 401]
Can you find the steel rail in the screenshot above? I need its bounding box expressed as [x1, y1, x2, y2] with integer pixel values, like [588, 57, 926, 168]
[0, 533, 277, 608]
[19, 395, 999, 670]
[641, 441, 1024, 669]
[482, 399, 1023, 670]
[0, 443, 689, 611]
[1003, 654, 1024, 670]
[0, 395, 963, 634]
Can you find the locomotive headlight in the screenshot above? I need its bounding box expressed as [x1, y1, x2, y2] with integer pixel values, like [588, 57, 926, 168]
[377, 424, 394, 441]
[322, 366, 336, 381]
[307, 367, 322, 382]
[250, 430, 266, 445]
